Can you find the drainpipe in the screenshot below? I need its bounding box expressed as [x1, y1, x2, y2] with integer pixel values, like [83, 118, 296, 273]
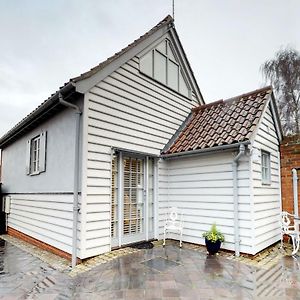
[292, 169, 299, 218]
[58, 93, 82, 268]
[232, 144, 246, 257]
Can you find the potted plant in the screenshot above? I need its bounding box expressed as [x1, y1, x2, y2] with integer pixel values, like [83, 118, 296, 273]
[202, 223, 225, 255]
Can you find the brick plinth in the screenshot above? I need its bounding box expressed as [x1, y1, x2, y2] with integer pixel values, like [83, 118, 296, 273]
[280, 135, 300, 214]
[7, 227, 81, 263]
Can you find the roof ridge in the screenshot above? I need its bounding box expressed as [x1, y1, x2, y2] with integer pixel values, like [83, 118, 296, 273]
[163, 86, 273, 155]
[192, 99, 224, 113]
[72, 15, 174, 82]
[224, 85, 273, 103]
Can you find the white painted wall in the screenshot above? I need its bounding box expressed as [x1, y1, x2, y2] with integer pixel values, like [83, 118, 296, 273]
[159, 151, 253, 254]
[251, 104, 281, 253]
[80, 55, 199, 259]
[2, 98, 84, 258]
[1, 100, 83, 193]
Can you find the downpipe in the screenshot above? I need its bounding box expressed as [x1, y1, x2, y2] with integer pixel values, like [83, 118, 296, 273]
[232, 144, 246, 257]
[292, 168, 299, 217]
[59, 93, 81, 268]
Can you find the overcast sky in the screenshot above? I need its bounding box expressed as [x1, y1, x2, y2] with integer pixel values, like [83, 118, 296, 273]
[0, 0, 299, 137]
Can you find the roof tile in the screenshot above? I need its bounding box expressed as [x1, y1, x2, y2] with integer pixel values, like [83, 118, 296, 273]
[163, 86, 272, 155]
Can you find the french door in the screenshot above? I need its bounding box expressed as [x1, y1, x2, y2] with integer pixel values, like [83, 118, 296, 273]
[111, 152, 155, 247]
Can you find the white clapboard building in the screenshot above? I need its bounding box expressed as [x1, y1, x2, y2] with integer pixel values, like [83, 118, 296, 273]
[0, 16, 282, 265]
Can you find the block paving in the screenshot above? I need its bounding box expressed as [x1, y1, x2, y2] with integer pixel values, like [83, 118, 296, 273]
[1, 236, 300, 299]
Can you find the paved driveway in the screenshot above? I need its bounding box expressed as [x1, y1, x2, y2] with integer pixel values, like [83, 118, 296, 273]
[1, 239, 300, 299]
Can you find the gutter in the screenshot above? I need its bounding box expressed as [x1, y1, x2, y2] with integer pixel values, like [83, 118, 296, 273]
[58, 93, 81, 268]
[232, 144, 246, 257]
[0, 82, 75, 148]
[292, 168, 299, 217]
[161, 141, 250, 159]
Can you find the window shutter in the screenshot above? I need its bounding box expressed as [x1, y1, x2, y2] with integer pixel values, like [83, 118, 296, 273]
[39, 131, 47, 173]
[26, 139, 31, 175]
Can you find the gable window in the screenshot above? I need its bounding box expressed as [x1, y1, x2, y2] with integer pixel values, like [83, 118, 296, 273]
[140, 39, 190, 97]
[261, 150, 271, 184]
[26, 131, 47, 175]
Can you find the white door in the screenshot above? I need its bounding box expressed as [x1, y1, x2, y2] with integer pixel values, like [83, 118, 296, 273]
[111, 153, 155, 247]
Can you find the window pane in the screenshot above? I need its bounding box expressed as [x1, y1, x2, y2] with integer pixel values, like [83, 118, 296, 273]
[156, 40, 167, 55]
[179, 71, 189, 97]
[167, 42, 177, 62]
[30, 136, 41, 173]
[168, 60, 179, 90]
[140, 51, 153, 77]
[261, 151, 271, 183]
[154, 51, 167, 84]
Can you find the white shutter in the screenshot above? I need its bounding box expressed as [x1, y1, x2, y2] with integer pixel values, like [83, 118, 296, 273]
[39, 131, 47, 173]
[26, 139, 31, 175]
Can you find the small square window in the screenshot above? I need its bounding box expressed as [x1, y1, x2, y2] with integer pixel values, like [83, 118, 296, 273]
[261, 151, 271, 184]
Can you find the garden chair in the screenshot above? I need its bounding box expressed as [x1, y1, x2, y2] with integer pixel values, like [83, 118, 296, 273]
[163, 207, 183, 247]
[281, 211, 300, 255]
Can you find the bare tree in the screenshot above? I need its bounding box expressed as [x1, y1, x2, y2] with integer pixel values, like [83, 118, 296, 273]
[261, 48, 300, 135]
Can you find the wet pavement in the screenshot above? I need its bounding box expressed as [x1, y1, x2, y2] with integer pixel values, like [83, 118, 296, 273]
[1, 239, 300, 299]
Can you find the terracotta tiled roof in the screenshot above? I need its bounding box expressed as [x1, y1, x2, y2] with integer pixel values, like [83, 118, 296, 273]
[163, 86, 273, 155]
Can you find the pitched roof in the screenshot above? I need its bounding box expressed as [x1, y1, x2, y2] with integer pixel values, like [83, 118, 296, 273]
[0, 15, 175, 148]
[72, 15, 173, 82]
[163, 86, 273, 155]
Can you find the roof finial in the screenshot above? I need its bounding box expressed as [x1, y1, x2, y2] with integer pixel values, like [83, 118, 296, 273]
[172, 0, 175, 20]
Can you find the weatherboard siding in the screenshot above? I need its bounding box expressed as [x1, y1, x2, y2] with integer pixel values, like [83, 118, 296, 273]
[159, 151, 253, 254]
[7, 193, 82, 257]
[2, 98, 84, 258]
[251, 105, 281, 253]
[81, 56, 198, 258]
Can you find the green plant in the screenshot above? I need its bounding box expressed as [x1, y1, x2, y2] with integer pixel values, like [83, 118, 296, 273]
[202, 223, 225, 243]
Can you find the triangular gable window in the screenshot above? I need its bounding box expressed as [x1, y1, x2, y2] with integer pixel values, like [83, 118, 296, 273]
[140, 39, 190, 97]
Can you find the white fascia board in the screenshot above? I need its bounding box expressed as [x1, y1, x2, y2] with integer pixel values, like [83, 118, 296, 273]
[168, 27, 204, 105]
[74, 26, 170, 94]
[269, 93, 283, 142]
[248, 94, 272, 146]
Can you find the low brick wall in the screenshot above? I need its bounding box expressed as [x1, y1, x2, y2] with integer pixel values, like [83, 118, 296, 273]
[7, 227, 81, 263]
[280, 135, 300, 213]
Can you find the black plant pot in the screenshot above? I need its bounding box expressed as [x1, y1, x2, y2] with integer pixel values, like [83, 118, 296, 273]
[205, 238, 221, 255]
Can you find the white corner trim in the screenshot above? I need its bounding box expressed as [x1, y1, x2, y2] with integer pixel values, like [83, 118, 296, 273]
[78, 92, 90, 258]
[168, 27, 204, 105]
[269, 95, 283, 142]
[248, 95, 272, 145]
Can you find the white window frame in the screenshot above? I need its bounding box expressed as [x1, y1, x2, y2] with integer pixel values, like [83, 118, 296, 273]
[26, 131, 47, 176]
[31, 135, 41, 174]
[261, 150, 271, 184]
[139, 39, 190, 97]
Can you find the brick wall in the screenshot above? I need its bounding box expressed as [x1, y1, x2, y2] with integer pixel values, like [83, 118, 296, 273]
[280, 135, 300, 214]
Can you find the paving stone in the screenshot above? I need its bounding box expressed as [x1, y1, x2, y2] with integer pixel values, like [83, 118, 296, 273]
[1, 236, 300, 299]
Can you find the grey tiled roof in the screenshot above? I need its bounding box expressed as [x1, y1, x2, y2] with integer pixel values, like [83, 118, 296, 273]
[0, 16, 174, 146]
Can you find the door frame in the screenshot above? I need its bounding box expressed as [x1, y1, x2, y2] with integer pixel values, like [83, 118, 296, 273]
[111, 151, 158, 248]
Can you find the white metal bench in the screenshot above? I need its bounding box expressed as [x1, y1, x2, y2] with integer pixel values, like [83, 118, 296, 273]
[281, 211, 300, 255]
[163, 207, 183, 247]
